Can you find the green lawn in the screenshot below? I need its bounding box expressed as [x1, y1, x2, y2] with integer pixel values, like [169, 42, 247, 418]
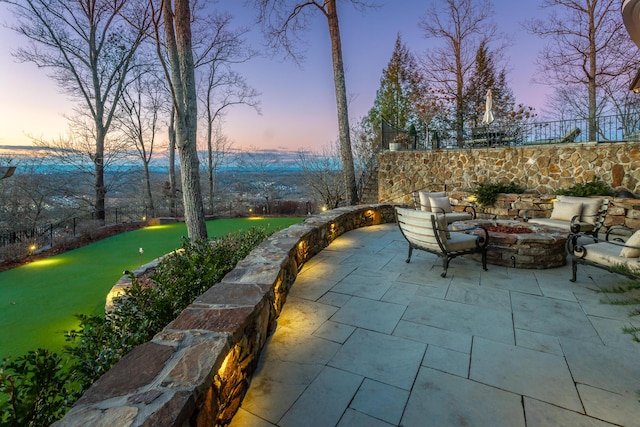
[0, 217, 303, 361]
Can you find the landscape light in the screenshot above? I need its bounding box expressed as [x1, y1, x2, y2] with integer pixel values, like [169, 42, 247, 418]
[29, 243, 37, 252]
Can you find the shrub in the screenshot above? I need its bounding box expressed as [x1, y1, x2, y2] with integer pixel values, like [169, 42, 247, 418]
[556, 176, 615, 197]
[75, 220, 103, 240]
[473, 182, 525, 207]
[0, 242, 31, 263]
[0, 349, 78, 427]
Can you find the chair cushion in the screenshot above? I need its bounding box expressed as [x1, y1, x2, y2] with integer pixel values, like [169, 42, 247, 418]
[528, 218, 594, 233]
[442, 212, 473, 224]
[446, 232, 480, 252]
[620, 230, 640, 258]
[435, 213, 450, 241]
[559, 196, 602, 225]
[418, 191, 446, 211]
[429, 196, 452, 213]
[550, 201, 582, 222]
[582, 242, 640, 275]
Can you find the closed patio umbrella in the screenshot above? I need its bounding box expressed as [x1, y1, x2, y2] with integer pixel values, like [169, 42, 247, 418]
[482, 89, 494, 125]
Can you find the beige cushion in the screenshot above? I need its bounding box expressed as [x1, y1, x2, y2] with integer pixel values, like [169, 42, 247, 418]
[559, 196, 601, 225]
[418, 191, 446, 211]
[446, 232, 480, 252]
[435, 213, 450, 241]
[620, 230, 640, 258]
[429, 196, 452, 214]
[528, 218, 594, 233]
[442, 212, 473, 224]
[550, 201, 582, 222]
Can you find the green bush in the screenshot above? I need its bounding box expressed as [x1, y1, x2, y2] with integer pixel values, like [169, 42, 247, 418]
[473, 182, 525, 207]
[556, 176, 615, 197]
[0, 349, 78, 427]
[0, 227, 273, 425]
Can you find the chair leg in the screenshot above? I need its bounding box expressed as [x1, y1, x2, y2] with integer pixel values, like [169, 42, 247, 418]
[481, 249, 488, 271]
[406, 245, 413, 263]
[570, 258, 577, 282]
[441, 256, 449, 277]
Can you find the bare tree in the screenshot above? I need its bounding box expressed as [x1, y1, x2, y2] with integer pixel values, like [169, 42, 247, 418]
[3, 0, 150, 222]
[116, 66, 165, 216]
[251, 0, 374, 205]
[32, 127, 132, 213]
[151, 0, 207, 240]
[235, 148, 284, 214]
[525, 0, 637, 141]
[194, 11, 260, 212]
[296, 144, 344, 209]
[199, 123, 233, 212]
[419, 0, 498, 147]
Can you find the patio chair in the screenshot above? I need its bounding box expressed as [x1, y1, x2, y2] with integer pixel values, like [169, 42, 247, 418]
[525, 196, 609, 237]
[413, 191, 476, 224]
[395, 207, 488, 277]
[569, 226, 640, 281]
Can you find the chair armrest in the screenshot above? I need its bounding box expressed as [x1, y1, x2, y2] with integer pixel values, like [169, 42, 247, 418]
[569, 232, 640, 258]
[606, 225, 634, 243]
[463, 205, 476, 219]
[569, 215, 583, 233]
[567, 231, 599, 253]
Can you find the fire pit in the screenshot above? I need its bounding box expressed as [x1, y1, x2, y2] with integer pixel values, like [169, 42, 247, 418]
[452, 219, 569, 269]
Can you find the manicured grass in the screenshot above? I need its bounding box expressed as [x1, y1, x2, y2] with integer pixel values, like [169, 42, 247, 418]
[0, 217, 303, 361]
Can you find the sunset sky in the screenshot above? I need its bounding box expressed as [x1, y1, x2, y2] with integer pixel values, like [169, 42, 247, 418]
[0, 0, 554, 153]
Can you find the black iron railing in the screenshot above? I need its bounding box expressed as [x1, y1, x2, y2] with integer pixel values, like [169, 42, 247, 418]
[383, 114, 640, 150]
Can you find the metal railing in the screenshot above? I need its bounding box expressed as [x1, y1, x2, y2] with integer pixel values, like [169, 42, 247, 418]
[0, 206, 152, 252]
[414, 114, 640, 150]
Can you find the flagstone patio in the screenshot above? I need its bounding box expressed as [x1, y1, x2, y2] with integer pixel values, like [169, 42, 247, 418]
[230, 223, 640, 427]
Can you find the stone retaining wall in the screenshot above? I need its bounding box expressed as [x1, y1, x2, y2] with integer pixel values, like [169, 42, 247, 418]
[378, 142, 640, 202]
[378, 142, 640, 231]
[55, 205, 396, 427]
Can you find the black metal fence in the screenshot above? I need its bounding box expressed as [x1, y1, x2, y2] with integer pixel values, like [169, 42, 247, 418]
[0, 206, 151, 253]
[383, 114, 640, 150]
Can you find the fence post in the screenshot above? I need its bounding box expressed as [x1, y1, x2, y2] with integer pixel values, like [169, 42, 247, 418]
[73, 217, 76, 236]
[50, 224, 53, 248]
[115, 208, 118, 224]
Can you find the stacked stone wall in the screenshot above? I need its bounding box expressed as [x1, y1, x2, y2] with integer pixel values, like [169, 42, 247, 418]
[378, 142, 640, 204]
[378, 142, 640, 230]
[55, 205, 396, 427]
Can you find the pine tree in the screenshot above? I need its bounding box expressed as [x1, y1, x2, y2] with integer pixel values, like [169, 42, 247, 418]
[363, 33, 426, 147]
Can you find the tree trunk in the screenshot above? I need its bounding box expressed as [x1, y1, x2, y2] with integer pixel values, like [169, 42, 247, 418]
[168, 106, 177, 217]
[326, 0, 357, 205]
[94, 126, 106, 223]
[143, 159, 155, 216]
[588, 7, 597, 142]
[164, 0, 207, 240]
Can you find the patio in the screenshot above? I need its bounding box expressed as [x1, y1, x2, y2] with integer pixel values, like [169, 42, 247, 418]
[231, 223, 640, 427]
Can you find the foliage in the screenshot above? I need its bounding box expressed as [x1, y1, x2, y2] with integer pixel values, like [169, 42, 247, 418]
[361, 34, 427, 150]
[473, 182, 525, 207]
[555, 177, 615, 197]
[0, 349, 78, 427]
[0, 227, 273, 425]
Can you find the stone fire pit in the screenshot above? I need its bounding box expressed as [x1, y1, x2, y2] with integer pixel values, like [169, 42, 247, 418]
[452, 219, 569, 269]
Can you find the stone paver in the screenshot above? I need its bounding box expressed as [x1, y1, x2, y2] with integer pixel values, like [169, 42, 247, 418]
[231, 224, 640, 427]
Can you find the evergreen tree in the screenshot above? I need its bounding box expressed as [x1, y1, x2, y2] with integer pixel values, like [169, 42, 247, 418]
[465, 41, 536, 133]
[363, 33, 426, 147]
